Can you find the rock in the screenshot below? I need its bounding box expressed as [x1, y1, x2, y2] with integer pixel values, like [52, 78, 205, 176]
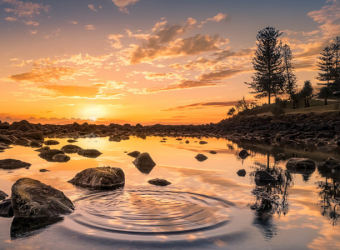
[127, 151, 140, 158]
[148, 178, 171, 186]
[11, 178, 74, 218]
[286, 158, 316, 171]
[69, 167, 125, 189]
[44, 140, 60, 145]
[61, 145, 82, 154]
[0, 159, 31, 170]
[255, 171, 277, 185]
[0, 122, 10, 129]
[14, 138, 31, 146]
[324, 157, 340, 169]
[39, 169, 50, 172]
[78, 149, 102, 158]
[52, 154, 70, 162]
[22, 132, 44, 141]
[35, 146, 50, 152]
[0, 190, 8, 201]
[109, 136, 121, 142]
[237, 169, 246, 177]
[39, 149, 64, 162]
[209, 151, 217, 154]
[195, 154, 208, 162]
[133, 153, 156, 174]
[199, 141, 208, 144]
[29, 141, 42, 148]
[185, 140, 189, 144]
[239, 149, 250, 159]
[0, 199, 13, 217]
[176, 138, 182, 141]
[67, 139, 78, 143]
[0, 135, 14, 145]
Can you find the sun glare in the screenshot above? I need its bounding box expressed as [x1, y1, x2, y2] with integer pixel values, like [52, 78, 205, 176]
[82, 106, 107, 121]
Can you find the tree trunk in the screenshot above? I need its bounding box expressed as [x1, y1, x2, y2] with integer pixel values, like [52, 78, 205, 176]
[268, 93, 271, 105]
[325, 99, 328, 105]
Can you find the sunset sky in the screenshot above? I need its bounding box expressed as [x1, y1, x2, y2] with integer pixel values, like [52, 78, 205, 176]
[1, 0, 339, 125]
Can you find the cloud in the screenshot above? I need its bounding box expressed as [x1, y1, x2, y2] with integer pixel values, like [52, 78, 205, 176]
[207, 13, 228, 22]
[162, 101, 240, 111]
[198, 67, 252, 81]
[111, 0, 139, 13]
[41, 85, 101, 98]
[108, 34, 124, 49]
[85, 24, 96, 30]
[147, 79, 217, 93]
[4, 16, 17, 21]
[88, 4, 97, 11]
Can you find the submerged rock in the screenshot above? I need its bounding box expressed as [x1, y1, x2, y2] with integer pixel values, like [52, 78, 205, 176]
[77, 149, 102, 158]
[127, 151, 140, 158]
[239, 149, 250, 159]
[38, 149, 64, 162]
[39, 169, 50, 172]
[11, 178, 74, 218]
[148, 178, 171, 186]
[195, 154, 208, 162]
[0, 159, 31, 170]
[237, 169, 246, 177]
[199, 141, 208, 144]
[69, 167, 125, 189]
[52, 154, 70, 162]
[133, 153, 156, 174]
[44, 140, 60, 145]
[286, 158, 315, 171]
[61, 144, 82, 154]
[209, 151, 217, 154]
[0, 199, 13, 217]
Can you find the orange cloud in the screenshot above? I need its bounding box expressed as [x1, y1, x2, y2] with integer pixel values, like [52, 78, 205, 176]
[162, 101, 240, 111]
[111, 0, 139, 13]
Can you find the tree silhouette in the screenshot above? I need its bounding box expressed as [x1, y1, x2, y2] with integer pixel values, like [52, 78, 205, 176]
[318, 86, 332, 105]
[245, 27, 285, 104]
[317, 46, 334, 87]
[330, 36, 340, 81]
[282, 44, 297, 102]
[300, 80, 313, 107]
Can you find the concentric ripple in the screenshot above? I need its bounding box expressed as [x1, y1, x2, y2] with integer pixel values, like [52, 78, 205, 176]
[65, 189, 234, 241]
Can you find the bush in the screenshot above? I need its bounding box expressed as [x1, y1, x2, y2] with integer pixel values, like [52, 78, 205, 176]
[275, 97, 287, 108]
[271, 105, 285, 117]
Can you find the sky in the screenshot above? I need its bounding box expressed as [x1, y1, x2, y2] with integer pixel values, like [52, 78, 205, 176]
[0, 0, 339, 125]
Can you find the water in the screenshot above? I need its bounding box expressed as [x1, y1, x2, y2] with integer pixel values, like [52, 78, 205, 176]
[0, 136, 339, 250]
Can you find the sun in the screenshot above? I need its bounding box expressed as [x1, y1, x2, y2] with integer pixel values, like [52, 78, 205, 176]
[81, 106, 107, 121]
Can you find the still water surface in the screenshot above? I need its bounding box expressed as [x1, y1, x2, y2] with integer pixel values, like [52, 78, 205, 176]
[0, 136, 339, 250]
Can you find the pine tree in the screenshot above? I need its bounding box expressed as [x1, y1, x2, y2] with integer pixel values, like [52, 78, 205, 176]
[317, 46, 334, 87]
[245, 27, 285, 104]
[318, 87, 332, 105]
[330, 36, 340, 81]
[300, 80, 313, 107]
[282, 44, 297, 96]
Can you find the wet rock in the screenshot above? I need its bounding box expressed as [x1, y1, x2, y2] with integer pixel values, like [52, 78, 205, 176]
[14, 138, 31, 146]
[286, 158, 316, 171]
[127, 151, 140, 158]
[148, 178, 171, 186]
[0, 190, 8, 201]
[255, 171, 277, 185]
[22, 131, 44, 141]
[199, 141, 208, 144]
[121, 136, 130, 140]
[239, 149, 250, 159]
[324, 157, 340, 169]
[0, 122, 10, 130]
[109, 136, 121, 142]
[39, 169, 50, 172]
[133, 153, 156, 174]
[69, 167, 125, 189]
[29, 141, 42, 148]
[0, 135, 14, 145]
[61, 144, 82, 154]
[78, 149, 102, 158]
[35, 146, 50, 152]
[0, 159, 31, 170]
[44, 140, 60, 145]
[11, 178, 74, 218]
[0, 199, 13, 217]
[38, 149, 64, 162]
[209, 151, 217, 154]
[237, 169, 246, 177]
[176, 138, 182, 141]
[52, 154, 70, 162]
[195, 154, 208, 162]
[185, 140, 189, 144]
[67, 139, 78, 143]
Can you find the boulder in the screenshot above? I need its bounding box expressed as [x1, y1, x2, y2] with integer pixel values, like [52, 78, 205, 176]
[61, 144, 82, 154]
[127, 151, 140, 158]
[0, 190, 8, 201]
[0, 135, 13, 145]
[209, 151, 217, 154]
[237, 169, 246, 177]
[39, 169, 50, 172]
[22, 131, 44, 141]
[77, 149, 102, 158]
[0, 159, 31, 170]
[0, 199, 13, 217]
[286, 158, 316, 171]
[35, 146, 50, 152]
[30, 141, 42, 148]
[239, 149, 250, 159]
[324, 157, 340, 169]
[38, 149, 64, 162]
[44, 140, 60, 145]
[0, 122, 10, 129]
[195, 154, 208, 162]
[69, 167, 125, 189]
[52, 154, 70, 162]
[67, 139, 78, 143]
[109, 136, 121, 142]
[148, 178, 171, 186]
[14, 138, 31, 146]
[199, 141, 208, 144]
[133, 153, 156, 174]
[11, 178, 74, 218]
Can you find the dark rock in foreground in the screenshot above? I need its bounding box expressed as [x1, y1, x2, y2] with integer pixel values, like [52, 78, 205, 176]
[133, 153, 156, 174]
[286, 158, 315, 171]
[38, 149, 64, 162]
[0, 159, 31, 170]
[77, 149, 102, 158]
[0, 190, 8, 201]
[0, 199, 13, 217]
[127, 151, 140, 158]
[237, 169, 246, 177]
[239, 149, 250, 159]
[148, 178, 171, 186]
[11, 178, 74, 218]
[195, 154, 208, 162]
[69, 167, 125, 189]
